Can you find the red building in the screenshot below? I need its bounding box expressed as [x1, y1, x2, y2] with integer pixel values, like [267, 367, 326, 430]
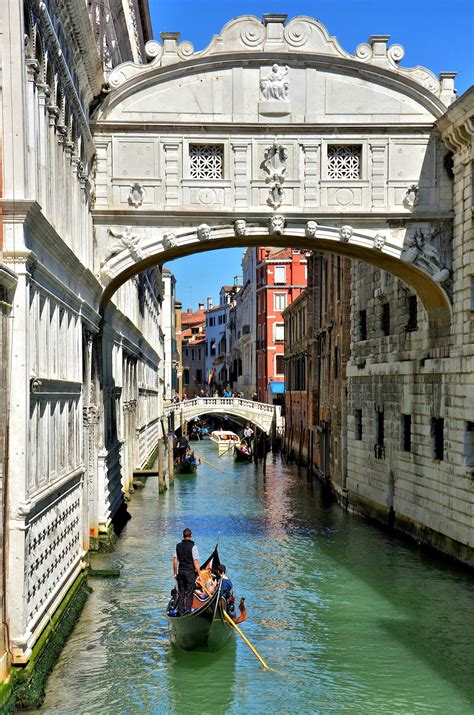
[256, 247, 307, 404]
[181, 304, 206, 396]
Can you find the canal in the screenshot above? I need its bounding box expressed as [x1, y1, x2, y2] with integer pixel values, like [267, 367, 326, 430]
[34, 443, 473, 714]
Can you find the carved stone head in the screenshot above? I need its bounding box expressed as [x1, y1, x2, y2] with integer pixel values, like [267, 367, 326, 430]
[339, 225, 353, 242]
[234, 219, 247, 237]
[373, 234, 386, 251]
[197, 223, 211, 241]
[269, 215, 285, 235]
[305, 220, 318, 238]
[162, 233, 177, 250]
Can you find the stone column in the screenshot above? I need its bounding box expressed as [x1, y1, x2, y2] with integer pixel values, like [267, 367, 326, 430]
[164, 142, 181, 207]
[25, 59, 40, 199]
[158, 438, 166, 493]
[167, 433, 175, 485]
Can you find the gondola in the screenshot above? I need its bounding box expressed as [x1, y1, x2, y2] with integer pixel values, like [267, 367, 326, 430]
[175, 458, 198, 474]
[167, 547, 244, 651]
[234, 442, 252, 462]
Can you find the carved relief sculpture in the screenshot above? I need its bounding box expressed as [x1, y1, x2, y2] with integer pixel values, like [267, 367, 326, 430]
[403, 184, 419, 209]
[305, 220, 318, 238]
[339, 225, 353, 242]
[260, 64, 290, 101]
[234, 219, 247, 237]
[108, 227, 144, 262]
[373, 234, 386, 250]
[269, 215, 285, 235]
[401, 228, 450, 284]
[263, 143, 287, 209]
[162, 233, 177, 250]
[197, 223, 211, 240]
[128, 183, 145, 208]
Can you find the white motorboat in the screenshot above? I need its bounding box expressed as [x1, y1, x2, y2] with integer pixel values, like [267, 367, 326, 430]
[209, 429, 240, 452]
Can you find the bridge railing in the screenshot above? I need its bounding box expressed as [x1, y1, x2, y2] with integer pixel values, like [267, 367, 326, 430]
[164, 396, 277, 416]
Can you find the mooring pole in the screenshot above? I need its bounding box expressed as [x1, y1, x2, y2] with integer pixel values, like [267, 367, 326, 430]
[158, 438, 166, 493]
[167, 433, 175, 485]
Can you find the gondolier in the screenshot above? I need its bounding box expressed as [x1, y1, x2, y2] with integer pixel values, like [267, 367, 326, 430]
[173, 528, 201, 615]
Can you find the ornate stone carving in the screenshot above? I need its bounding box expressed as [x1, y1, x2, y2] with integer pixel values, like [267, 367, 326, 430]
[197, 224, 211, 241]
[269, 215, 285, 235]
[403, 184, 419, 209]
[305, 220, 318, 238]
[234, 220, 247, 237]
[108, 227, 144, 262]
[128, 183, 145, 208]
[263, 143, 287, 209]
[373, 234, 386, 250]
[30, 377, 43, 393]
[260, 64, 290, 101]
[162, 233, 177, 250]
[339, 225, 353, 242]
[401, 228, 450, 284]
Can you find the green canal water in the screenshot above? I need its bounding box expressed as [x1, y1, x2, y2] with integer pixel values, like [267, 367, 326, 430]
[35, 443, 473, 714]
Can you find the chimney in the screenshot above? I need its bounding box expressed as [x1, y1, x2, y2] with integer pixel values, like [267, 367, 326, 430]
[187, 308, 192, 314]
[198, 302, 204, 311]
[207, 297, 213, 309]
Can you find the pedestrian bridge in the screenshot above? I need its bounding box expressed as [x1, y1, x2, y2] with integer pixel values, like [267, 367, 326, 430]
[164, 397, 279, 434]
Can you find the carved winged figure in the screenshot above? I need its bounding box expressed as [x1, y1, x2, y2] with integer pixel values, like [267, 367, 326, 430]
[108, 227, 144, 262]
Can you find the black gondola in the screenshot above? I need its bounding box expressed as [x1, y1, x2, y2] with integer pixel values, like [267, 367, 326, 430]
[175, 456, 198, 474]
[234, 442, 252, 462]
[167, 547, 233, 651]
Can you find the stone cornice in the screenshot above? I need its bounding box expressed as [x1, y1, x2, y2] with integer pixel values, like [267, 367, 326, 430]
[436, 86, 474, 153]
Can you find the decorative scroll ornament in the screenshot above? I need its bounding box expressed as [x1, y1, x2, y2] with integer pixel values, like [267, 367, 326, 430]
[339, 225, 353, 242]
[162, 233, 177, 250]
[373, 234, 386, 250]
[260, 64, 290, 101]
[197, 224, 211, 241]
[269, 215, 285, 235]
[128, 183, 144, 208]
[401, 228, 450, 284]
[305, 220, 318, 238]
[108, 227, 144, 262]
[234, 219, 247, 237]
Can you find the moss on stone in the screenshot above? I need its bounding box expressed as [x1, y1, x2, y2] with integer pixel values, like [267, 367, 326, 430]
[0, 676, 15, 714]
[11, 573, 91, 710]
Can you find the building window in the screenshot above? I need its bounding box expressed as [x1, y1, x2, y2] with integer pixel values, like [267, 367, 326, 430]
[465, 422, 474, 468]
[189, 144, 223, 179]
[196, 369, 202, 383]
[431, 417, 444, 461]
[406, 295, 418, 332]
[273, 322, 285, 343]
[327, 145, 362, 179]
[183, 368, 189, 386]
[275, 355, 284, 375]
[274, 292, 287, 311]
[185, 349, 188, 357]
[274, 265, 286, 284]
[400, 414, 412, 452]
[359, 309, 367, 341]
[381, 302, 390, 336]
[210, 340, 216, 356]
[355, 409, 363, 440]
[375, 410, 385, 459]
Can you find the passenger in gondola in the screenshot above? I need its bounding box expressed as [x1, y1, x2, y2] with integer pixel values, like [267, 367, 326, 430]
[173, 528, 202, 615]
[217, 564, 233, 598]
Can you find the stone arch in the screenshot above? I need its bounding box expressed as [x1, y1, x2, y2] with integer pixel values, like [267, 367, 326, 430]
[98, 222, 451, 331]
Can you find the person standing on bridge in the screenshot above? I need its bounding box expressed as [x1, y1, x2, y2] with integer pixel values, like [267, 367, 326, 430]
[173, 528, 201, 615]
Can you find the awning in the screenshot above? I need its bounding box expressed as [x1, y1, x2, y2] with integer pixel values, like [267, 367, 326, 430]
[269, 381, 285, 394]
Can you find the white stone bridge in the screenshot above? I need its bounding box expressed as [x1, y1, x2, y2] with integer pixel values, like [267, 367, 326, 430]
[164, 397, 280, 434]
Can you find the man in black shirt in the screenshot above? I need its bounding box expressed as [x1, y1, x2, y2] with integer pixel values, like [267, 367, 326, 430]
[173, 528, 201, 615]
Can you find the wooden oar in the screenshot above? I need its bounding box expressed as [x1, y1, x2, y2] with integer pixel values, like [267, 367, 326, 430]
[199, 582, 269, 670]
[195, 455, 226, 474]
[218, 442, 237, 458]
[222, 610, 269, 670]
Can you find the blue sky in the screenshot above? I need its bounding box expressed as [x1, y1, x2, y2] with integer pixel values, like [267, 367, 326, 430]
[156, 1, 474, 309]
